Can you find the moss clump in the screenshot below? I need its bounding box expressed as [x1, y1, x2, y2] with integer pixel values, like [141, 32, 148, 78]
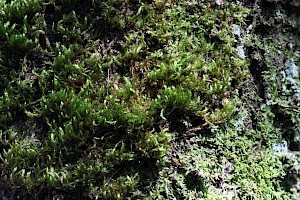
[0, 0, 299, 199]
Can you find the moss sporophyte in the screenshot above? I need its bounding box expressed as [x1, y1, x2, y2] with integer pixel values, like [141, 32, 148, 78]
[0, 0, 299, 199]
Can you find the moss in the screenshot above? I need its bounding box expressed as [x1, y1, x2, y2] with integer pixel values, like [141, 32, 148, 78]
[0, 0, 299, 199]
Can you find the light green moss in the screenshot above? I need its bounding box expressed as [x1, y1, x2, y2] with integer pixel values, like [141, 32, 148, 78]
[0, 0, 299, 199]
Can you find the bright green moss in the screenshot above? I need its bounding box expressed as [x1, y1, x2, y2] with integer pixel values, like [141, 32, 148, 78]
[0, 0, 299, 199]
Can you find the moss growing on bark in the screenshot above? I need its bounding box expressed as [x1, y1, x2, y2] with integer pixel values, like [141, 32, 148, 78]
[0, 0, 299, 199]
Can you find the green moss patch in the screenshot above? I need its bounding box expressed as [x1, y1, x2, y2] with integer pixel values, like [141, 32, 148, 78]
[0, 0, 299, 199]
